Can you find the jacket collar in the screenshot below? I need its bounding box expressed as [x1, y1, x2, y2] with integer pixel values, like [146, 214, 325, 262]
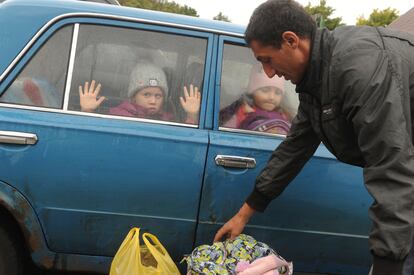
[296, 28, 332, 101]
[118, 100, 167, 119]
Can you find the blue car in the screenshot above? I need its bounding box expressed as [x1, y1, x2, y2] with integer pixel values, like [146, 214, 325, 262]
[0, 0, 372, 274]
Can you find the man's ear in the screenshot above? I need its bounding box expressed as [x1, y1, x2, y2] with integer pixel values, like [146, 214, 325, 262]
[281, 31, 299, 49]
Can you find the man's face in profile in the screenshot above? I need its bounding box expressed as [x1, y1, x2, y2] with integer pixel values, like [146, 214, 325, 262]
[250, 33, 309, 85]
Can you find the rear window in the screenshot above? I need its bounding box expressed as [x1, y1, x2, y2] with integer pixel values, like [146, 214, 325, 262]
[68, 24, 207, 126]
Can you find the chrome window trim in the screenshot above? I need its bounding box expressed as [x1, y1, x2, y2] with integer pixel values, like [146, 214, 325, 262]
[0, 12, 243, 83]
[0, 103, 199, 128]
[63, 23, 79, 111]
[218, 126, 287, 138]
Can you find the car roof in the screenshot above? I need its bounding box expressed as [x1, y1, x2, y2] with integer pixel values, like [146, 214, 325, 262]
[1, 0, 245, 35]
[0, 0, 246, 79]
[78, 0, 121, 5]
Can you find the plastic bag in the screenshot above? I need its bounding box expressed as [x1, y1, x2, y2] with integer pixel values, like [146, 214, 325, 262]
[110, 227, 180, 275]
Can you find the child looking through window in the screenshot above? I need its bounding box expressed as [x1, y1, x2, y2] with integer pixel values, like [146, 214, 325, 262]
[220, 65, 292, 135]
[79, 62, 200, 124]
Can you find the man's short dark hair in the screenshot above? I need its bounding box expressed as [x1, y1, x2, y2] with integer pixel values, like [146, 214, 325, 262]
[245, 0, 316, 48]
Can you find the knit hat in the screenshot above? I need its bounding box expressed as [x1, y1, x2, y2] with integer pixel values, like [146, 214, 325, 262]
[127, 63, 168, 98]
[246, 64, 284, 94]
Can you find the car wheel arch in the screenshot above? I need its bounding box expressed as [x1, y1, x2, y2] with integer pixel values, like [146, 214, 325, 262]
[0, 181, 55, 269]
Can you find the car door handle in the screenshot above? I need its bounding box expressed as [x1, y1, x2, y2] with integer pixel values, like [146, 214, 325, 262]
[0, 130, 38, 145]
[215, 155, 256, 169]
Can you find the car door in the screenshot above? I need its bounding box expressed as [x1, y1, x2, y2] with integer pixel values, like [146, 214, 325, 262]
[0, 17, 213, 261]
[196, 36, 373, 275]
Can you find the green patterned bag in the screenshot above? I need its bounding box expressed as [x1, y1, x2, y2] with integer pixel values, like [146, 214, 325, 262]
[183, 234, 283, 275]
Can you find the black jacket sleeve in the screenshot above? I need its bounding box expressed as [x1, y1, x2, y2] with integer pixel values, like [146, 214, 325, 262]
[246, 101, 320, 211]
[333, 47, 414, 272]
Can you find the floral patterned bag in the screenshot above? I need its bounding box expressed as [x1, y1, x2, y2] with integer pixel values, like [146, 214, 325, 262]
[183, 234, 292, 275]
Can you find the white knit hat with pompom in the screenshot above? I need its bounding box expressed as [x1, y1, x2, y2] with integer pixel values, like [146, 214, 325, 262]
[127, 62, 168, 98]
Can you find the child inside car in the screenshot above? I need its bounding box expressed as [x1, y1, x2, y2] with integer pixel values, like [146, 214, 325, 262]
[220, 64, 292, 135]
[79, 62, 200, 124]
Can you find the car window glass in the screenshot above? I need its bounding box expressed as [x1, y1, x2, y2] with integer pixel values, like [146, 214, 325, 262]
[68, 24, 207, 125]
[219, 43, 298, 135]
[0, 25, 73, 108]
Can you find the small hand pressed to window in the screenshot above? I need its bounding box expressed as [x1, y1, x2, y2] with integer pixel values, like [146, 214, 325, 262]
[79, 80, 106, 112]
[180, 84, 200, 124]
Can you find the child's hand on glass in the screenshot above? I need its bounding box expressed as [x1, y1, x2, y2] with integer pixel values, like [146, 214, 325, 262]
[180, 84, 201, 123]
[79, 80, 106, 112]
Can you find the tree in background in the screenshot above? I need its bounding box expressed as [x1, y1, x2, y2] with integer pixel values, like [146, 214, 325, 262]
[119, 0, 198, 17]
[304, 0, 343, 30]
[213, 12, 231, 22]
[356, 8, 399, 27]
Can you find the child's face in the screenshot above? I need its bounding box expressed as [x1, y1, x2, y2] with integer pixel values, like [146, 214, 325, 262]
[133, 86, 164, 114]
[252, 86, 283, 111]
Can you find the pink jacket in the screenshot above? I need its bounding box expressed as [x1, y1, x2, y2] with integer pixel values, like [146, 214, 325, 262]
[109, 100, 174, 121]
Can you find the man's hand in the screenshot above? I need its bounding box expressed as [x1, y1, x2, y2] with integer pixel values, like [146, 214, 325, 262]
[214, 203, 256, 242]
[79, 80, 106, 112]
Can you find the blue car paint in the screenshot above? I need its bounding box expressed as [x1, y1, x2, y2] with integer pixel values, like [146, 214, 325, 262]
[0, 0, 373, 274]
[0, 182, 109, 272]
[203, 35, 220, 130]
[0, 105, 209, 264]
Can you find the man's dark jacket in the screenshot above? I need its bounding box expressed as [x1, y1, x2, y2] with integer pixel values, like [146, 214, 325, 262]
[246, 26, 414, 273]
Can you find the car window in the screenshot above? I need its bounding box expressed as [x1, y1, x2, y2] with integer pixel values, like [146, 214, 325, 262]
[0, 25, 73, 108]
[219, 43, 299, 135]
[68, 24, 207, 126]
